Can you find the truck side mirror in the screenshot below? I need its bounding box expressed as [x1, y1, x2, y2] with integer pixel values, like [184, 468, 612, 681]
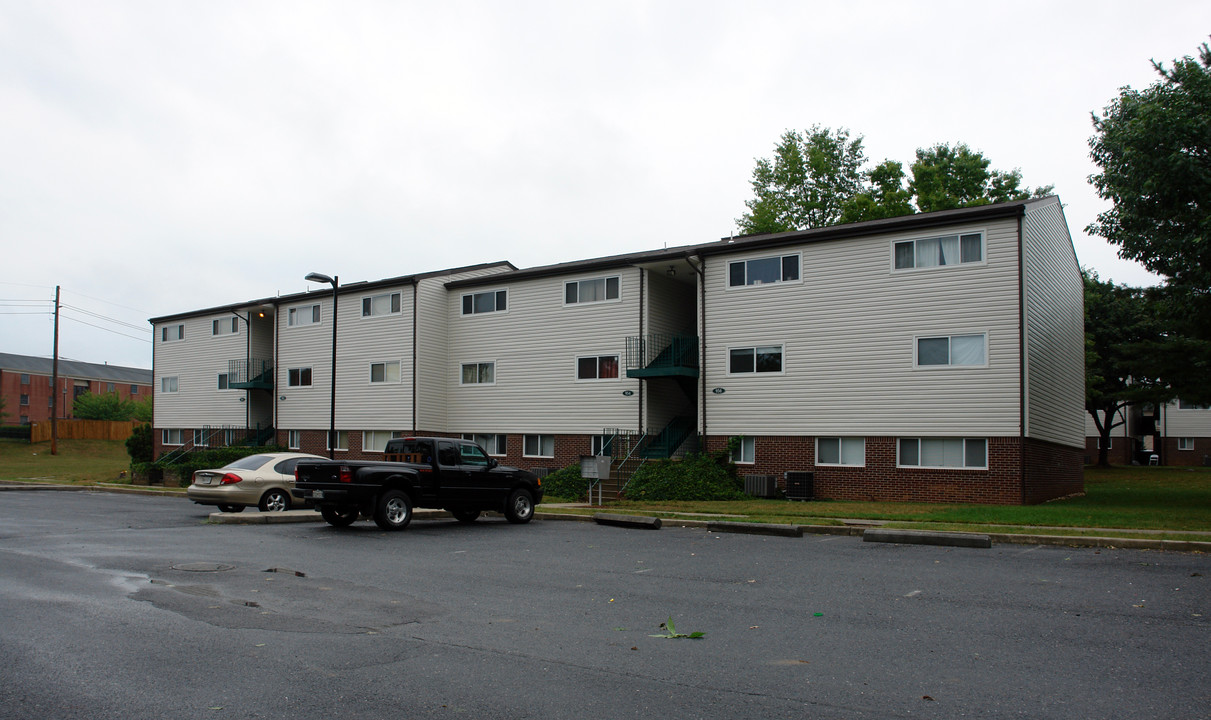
[488, 458, 499, 469]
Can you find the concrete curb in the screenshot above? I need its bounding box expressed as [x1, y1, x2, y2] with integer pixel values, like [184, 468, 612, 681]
[707, 520, 803, 538]
[593, 513, 662, 530]
[863, 527, 992, 548]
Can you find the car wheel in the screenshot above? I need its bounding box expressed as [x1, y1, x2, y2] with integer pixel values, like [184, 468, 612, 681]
[503, 489, 534, 524]
[374, 490, 413, 531]
[259, 489, 291, 512]
[217, 504, 245, 513]
[451, 509, 480, 524]
[320, 506, 358, 527]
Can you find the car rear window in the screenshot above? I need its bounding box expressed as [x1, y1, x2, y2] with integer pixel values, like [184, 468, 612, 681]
[225, 455, 272, 470]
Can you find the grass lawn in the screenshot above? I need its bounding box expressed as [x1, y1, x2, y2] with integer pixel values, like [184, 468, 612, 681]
[543, 465, 1211, 541]
[0, 438, 136, 486]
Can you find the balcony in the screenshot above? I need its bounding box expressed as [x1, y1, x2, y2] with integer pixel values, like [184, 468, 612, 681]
[625, 334, 698, 378]
[227, 358, 273, 390]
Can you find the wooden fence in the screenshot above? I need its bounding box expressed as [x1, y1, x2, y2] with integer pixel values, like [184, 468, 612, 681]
[29, 420, 140, 443]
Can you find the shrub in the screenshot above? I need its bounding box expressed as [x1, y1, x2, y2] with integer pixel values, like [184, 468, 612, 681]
[623, 452, 746, 501]
[541, 464, 590, 502]
[155, 445, 288, 484]
[126, 423, 154, 464]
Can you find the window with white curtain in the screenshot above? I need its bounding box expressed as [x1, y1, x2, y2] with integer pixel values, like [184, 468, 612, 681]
[461, 362, 495, 385]
[898, 438, 987, 469]
[817, 437, 865, 466]
[362, 292, 401, 317]
[916, 334, 986, 367]
[730, 437, 755, 464]
[364, 430, 403, 452]
[463, 433, 508, 456]
[523, 434, 555, 457]
[894, 233, 983, 270]
[565, 276, 620, 305]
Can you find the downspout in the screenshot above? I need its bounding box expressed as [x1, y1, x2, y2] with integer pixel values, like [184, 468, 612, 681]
[273, 302, 279, 442]
[412, 280, 418, 433]
[638, 267, 645, 434]
[687, 254, 707, 445]
[1017, 214, 1028, 504]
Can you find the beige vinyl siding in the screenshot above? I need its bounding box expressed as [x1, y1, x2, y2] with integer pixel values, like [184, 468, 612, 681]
[1022, 198, 1085, 447]
[702, 218, 1022, 437]
[276, 295, 336, 430]
[417, 264, 514, 432]
[336, 283, 414, 429]
[1166, 402, 1211, 436]
[153, 315, 247, 427]
[447, 268, 642, 435]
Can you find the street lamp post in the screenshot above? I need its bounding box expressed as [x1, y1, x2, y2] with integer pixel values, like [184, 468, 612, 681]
[305, 272, 339, 459]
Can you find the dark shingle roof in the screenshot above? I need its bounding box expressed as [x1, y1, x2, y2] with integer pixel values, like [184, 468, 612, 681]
[0, 352, 151, 384]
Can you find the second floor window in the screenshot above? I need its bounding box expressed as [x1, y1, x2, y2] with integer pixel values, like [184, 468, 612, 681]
[916, 334, 986, 367]
[461, 362, 495, 385]
[362, 292, 401, 317]
[212, 318, 238, 335]
[729, 345, 783, 374]
[161, 376, 179, 393]
[161, 324, 184, 342]
[728, 254, 799, 287]
[288, 368, 312, 387]
[565, 276, 619, 305]
[288, 305, 321, 327]
[577, 355, 619, 380]
[462, 290, 507, 315]
[894, 233, 983, 270]
[370, 361, 401, 384]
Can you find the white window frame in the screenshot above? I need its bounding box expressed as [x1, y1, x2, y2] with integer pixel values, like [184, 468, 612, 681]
[1178, 399, 1211, 410]
[217, 373, 234, 391]
[727, 253, 801, 289]
[288, 367, 313, 387]
[162, 428, 183, 446]
[727, 344, 784, 375]
[287, 430, 301, 450]
[816, 437, 865, 467]
[287, 304, 321, 328]
[564, 276, 621, 306]
[161, 376, 179, 393]
[131, 385, 139, 394]
[161, 324, 184, 342]
[364, 430, 404, 453]
[460, 361, 496, 386]
[369, 361, 401, 384]
[463, 433, 508, 456]
[730, 436, 755, 465]
[361, 292, 402, 318]
[1096, 437, 1113, 450]
[523, 434, 555, 458]
[19, 373, 30, 384]
[892, 231, 985, 272]
[1178, 437, 1195, 451]
[107, 383, 115, 393]
[898, 437, 988, 469]
[461, 289, 508, 316]
[575, 354, 620, 381]
[914, 333, 988, 368]
[19, 394, 29, 406]
[212, 317, 239, 336]
[327, 430, 348, 452]
[591, 435, 613, 456]
[193, 430, 208, 448]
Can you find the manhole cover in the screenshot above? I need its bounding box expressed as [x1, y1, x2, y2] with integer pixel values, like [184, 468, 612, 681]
[171, 562, 235, 572]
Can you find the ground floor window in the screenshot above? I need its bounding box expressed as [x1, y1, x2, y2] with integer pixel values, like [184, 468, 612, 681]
[1178, 437, 1194, 451]
[898, 438, 987, 469]
[817, 437, 864, 466]
[524, 434, 554, 457]
[193, 430, 208, 447]
[1096, 437, 1112, 449]
[591, 435, 614, 456]
[288, 430, 301, 449]
[327, 430, 348, 452]
[463, 433, 507, 456]
[364, 430, 403, 453]
[162, 429, 183, 446]
[730, 436, 755, 464]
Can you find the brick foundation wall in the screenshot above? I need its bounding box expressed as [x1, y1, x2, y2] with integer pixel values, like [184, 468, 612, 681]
[1083, 436, 1133, 465]
[703, 435, 1032, 505]
[1023, 437, 1084, 503]
[1162, 437, 1211, 467]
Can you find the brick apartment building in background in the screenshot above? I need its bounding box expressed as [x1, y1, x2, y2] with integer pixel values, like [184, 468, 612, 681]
[0, 352, 152, 425]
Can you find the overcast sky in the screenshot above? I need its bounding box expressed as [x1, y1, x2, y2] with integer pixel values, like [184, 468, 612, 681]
[2, 1, 1207, 370]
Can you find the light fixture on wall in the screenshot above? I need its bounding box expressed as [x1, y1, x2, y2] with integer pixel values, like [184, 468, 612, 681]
[666, 265, 676, 277]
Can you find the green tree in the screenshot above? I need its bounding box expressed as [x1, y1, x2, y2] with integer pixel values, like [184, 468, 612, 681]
[839, 160, 914, 224]
[909, 143, 1052, 213]
[73, 392, 138, 421]
[130, 396, 153, 423]
[0, 395, 7, 423]
[1083, 272, 1171, 466]
[737, 126, 866, 234]
[1088, 41, 1211, 294]
[126, 423, 153, 464]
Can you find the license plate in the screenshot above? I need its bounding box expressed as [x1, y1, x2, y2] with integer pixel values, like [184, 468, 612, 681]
[312, 490, 325, 499]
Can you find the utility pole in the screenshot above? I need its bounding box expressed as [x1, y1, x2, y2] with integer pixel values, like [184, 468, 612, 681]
[51, 285, 60, 456]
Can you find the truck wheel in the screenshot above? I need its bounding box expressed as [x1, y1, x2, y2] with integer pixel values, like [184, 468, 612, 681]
[259, 489, 291, 512]
[321, 506, 358, 527]
[504, 489, 534, 524]
[374, 490, 413, 531]
[451, 509, 480, 524]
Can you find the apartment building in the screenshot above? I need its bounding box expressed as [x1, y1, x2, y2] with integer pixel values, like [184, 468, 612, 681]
[0, 352, 151, 425]
[151, 197, 1085, 504]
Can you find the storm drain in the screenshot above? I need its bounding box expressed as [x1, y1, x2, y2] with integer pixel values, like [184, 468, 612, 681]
[171, 562, 235, 572]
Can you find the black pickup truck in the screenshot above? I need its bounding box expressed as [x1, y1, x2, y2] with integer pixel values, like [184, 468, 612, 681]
[292, 436, 543, 530]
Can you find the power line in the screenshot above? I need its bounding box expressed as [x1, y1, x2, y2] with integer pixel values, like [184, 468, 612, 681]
[60, 303, 151, 333]
[60, 314, 153, 341]
[66, 289, 152, 316]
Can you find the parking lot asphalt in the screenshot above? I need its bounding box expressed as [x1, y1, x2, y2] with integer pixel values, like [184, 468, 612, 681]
[1, 490, 1208, 719]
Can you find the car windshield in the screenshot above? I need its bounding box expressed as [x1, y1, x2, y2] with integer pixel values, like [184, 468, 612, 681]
[224, 455, 273, 471]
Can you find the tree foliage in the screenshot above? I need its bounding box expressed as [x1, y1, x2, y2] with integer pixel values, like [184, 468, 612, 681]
[126, 423, 153, 464]
[739, 130, 1052, 234]
[737, 126, 866, 234]
[1088, 42, 1211, 294]
[73, 392, 147, 421]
